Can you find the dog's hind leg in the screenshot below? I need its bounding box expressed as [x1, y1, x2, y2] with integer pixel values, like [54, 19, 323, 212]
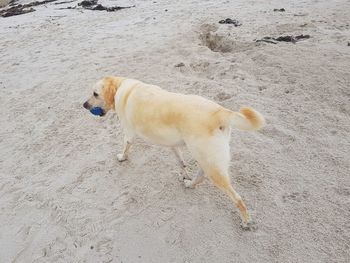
[172, 147, 191, 180]
[186, 136, 252, 229]
[207, 167, 252, 229]
[184, 169, 205, 188]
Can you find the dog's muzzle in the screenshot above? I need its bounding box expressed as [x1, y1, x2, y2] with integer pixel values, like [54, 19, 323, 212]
[83, 101, 90, 110]
[83, 102, 104, 117]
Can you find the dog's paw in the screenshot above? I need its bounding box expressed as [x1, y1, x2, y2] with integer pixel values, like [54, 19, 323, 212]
[183, 171, 191, 180]
[178, 174, 186, 182]
[117, 154, 127, 162]
[240, 220, 257, 231]
[178, 171, 191, 182]
[184, 179, 195, 188]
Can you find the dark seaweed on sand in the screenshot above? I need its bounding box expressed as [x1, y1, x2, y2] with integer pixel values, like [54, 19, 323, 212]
[0, 0, 134, 17]
[77, 0, 134, 12]
[256, 34, 310, 44]
[273, 8, 285, 12]
[0, 0, 57, 17]
[219, 18, 242, 27]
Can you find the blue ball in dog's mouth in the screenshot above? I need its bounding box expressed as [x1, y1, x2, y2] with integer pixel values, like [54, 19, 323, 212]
[90, 107, 104, 116]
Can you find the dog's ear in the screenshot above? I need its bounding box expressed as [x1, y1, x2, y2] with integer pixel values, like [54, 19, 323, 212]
[102, 78, 117, 110]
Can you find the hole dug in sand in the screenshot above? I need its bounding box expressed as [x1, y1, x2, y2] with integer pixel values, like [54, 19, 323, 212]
[198, 24, 253, 53]
[199, 24, 234, 53]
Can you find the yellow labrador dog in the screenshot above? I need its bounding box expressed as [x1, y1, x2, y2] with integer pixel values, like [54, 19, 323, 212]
[83, 76, 265, 229]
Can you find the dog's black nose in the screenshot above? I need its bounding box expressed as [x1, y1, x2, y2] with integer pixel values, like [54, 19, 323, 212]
[83, 101, 90, 109]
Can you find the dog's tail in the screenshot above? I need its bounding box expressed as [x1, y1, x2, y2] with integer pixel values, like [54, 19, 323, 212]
[221, 107, 265, 131]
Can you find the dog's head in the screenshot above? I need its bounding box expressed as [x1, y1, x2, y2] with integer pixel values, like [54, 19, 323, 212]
[83, 76, 123, 117]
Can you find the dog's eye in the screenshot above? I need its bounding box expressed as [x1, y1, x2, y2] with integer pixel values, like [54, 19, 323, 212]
[93, 92, 98, 97]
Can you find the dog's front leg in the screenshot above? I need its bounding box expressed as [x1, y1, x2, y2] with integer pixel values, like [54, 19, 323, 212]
[117, 136, 133, 162]
[172, 147, 191, 181]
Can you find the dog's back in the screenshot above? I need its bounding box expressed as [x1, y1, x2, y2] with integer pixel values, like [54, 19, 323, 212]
[116, 80, 232, 144]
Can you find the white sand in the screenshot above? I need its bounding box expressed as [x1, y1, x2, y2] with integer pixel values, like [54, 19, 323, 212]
[1, 0, 349, 262]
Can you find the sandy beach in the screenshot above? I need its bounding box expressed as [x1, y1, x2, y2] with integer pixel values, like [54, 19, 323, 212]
[1, 0, 349, 262]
